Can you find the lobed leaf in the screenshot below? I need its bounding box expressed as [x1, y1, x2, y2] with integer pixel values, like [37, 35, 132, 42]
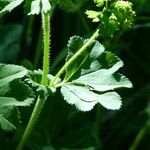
[0, 64, 28, 86]
[0, 77, 35, 132]
[61, 38, 132, 111]
[61, 83, 122, 111]
[85, 10, 100, 22]
[64, 36, 87, 81]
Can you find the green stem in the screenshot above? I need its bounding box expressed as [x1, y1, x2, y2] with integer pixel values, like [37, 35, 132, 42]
[16, 98, 45, 150]
[106, 0, 108, 7]
[92, 105, 101, 145]
[33, 5, 54, 70]
[129, 120, 150, 150]
[49, 29, 99, 87]
[41, 12, 50, 85]
[16, 12, 51, 150]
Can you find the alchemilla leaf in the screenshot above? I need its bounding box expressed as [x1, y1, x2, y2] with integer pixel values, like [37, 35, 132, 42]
[74, 60, 132, 91]
[0, 114, 16, 132]
[24, 70, 57, 98]
[0, 97, 34, 107]
[64, 36, 86, 81]
[61, 40, 132, 111]
[0, 0, 24, 13]
[85, 10, 100, 22]
[0, 79, 35, 132]
[0, 64, 27, 86]
[0, 96, 34, 132]
[61, 83, 122, 111]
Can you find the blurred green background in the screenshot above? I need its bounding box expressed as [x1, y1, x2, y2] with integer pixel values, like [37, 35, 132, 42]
[0, 0, 150, 150]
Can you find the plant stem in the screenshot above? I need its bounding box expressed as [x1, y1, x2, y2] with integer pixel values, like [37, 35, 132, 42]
[41, 12, 50, 85]
[49, 29, 99, 87]
[16, 12, 51, 150]
[33, 5, 54, 70]
[129, 120, 150, 150]
[92, 105, 102, 145]
[16, 97, 45, 150]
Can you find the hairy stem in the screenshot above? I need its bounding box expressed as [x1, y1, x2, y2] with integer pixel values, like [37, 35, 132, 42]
[16, 97, 45, 150]
[49, 29, 99, 87]
[33, 5, 54, 69]
[16, 12, 51, 150]
[41, 12, 50, 85]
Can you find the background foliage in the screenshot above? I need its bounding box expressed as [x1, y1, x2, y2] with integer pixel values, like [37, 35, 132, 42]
[0, 0, 150, 150]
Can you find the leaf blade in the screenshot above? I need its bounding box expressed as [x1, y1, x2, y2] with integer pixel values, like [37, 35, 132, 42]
[0, 114, 16, 132]
[0, 64, 28, 86]
[61, 83, 122, 111]
[0, 0, 24, 13]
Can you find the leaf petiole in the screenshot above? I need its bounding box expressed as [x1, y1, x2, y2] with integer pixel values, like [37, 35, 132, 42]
[49, 29, 100, 87]
[16, 11, 51, 150]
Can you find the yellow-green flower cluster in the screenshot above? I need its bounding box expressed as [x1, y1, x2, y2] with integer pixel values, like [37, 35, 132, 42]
[94, 0, 106, 7]
[86, 0, 136, 38]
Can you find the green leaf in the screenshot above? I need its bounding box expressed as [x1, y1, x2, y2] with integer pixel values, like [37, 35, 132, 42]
[0, 96, 34, 131]
[74, 42, 132, 91]
[0, 97, 34, 107]
[0, 0, 24, 13]
[94, 0, 105, 7]
[85, 10, 100, 22]
[61, 41, 132, 111]
[0, 78, 35, 132]
[24, 0, 32, 14]
[61, 83, 122, 111]
[0, 64, 27, 86]
[24, 70, 58, 98]
[0, 24, 23, 63]
[64, 36, 88, 82]
[0, 114, 16, 132]
[74, 61, 132, 91]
